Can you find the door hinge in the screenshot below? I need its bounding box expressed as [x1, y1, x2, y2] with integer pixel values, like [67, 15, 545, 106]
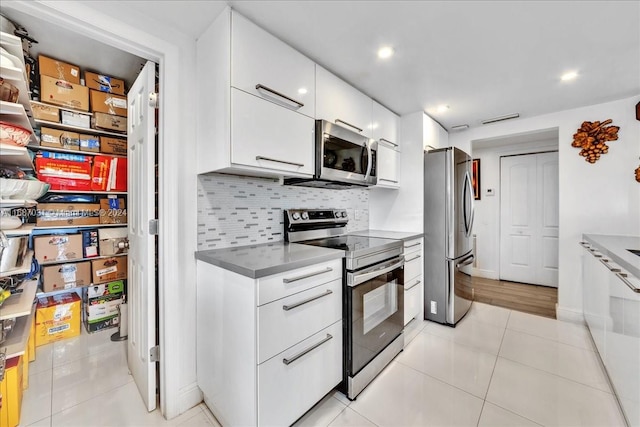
[150, 345, 160, 363]
[149, 92, 159, 108]
[149, 219, 159, 236]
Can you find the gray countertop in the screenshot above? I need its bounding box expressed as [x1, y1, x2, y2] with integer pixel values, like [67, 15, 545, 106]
[350, 229, 423, 242]
[583, 234, 640, 279]
[195, 242, 345, 279]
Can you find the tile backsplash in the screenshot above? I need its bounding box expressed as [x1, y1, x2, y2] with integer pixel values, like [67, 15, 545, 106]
[197, 173, 370, 250]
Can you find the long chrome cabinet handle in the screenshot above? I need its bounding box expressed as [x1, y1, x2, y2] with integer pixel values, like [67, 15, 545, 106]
[405, 279, 421, 291]
[379, 178, 398, 183]
[255, 84, 304, 108]
[283, 290, 333, 311]
[598, 258, 621, 272]
[579, 241, 591, 248]
[335, 119, 363, 133]
[406, 254, 421, 263]
[615, 272, 640, 293]
[282, 334, 333, 365]
[255, 156, 304, 168]
[379, 138, 398, 147]
[282, 267, 333, 283]
[405, 242, 421, 249]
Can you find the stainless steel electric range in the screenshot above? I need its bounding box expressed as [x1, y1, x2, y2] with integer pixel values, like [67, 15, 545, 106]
[285, 209, 405, 400]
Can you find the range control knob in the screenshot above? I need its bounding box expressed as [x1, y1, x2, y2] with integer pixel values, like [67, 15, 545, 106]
[341, 211, 347, 218]
[292, 212, 301, 220]
[334, 211, 341, 218]
[301, 212, 309, 220]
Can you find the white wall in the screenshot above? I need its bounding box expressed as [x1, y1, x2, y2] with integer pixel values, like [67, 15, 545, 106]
[471, 138, 558, 280]
[451, 95, 640, 321]
[370, 112, 447, 231]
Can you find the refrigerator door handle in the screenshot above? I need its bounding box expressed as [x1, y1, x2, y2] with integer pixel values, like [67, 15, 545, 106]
[467, 170, 475, 235]
[462, 171, 471, 237]
[456, 253, 475, 268]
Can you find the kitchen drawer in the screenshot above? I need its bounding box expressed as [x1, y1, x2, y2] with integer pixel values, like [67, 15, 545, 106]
[257, 278, 342, 363]
[257, 258, 342, 306]
[404, 251, 422, 282]
[258, 320, 342, 427]
[403, 238, 422, 256]
[404, 276, 422, 325]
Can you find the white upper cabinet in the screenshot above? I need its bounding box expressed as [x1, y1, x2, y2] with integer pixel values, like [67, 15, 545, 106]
[376, 144, 400, 188]
[315, 65, 373, 138]
[372, 101, 399, 150]
[196, 8, 314, 177]
[231, 12, 315, 118]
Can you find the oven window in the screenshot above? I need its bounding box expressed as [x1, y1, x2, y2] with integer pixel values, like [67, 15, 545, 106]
[363, 279, 398, 334]
[323, 135, 369, 175]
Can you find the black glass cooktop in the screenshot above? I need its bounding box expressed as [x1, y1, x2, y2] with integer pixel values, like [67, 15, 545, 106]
[302, 235, 400, 254]
[628, 249, 640, 257]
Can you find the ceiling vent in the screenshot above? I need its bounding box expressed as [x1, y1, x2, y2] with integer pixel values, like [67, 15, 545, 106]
[450, 124, 469, 131]
[480, 113, 520, 125]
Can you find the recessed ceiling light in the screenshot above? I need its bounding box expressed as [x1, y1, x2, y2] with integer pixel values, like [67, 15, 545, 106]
[377, 46, 394, 59]
[436, 105, 449, 113]
[297, 88, 308, 95]
[561, 71, 578, 81]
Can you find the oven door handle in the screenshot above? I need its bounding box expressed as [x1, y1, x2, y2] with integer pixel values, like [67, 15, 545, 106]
[348, 256, 404, 287]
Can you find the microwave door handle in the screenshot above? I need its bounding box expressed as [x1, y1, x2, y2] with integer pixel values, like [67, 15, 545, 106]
[364, 142, 372, 180]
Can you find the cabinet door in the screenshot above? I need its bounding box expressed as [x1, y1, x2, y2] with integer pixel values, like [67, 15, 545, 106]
[316, 66, 373, 138]
[231, 89, 314, 176]
[231, 12, 315, 118]
[377, 144, 400, 188]
[404, 276, 422, 325]
[582, 249, 610, 358]
[372, 101, 399, 150]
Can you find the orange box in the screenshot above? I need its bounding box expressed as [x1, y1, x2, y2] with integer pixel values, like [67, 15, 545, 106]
[35, 292, 81, 347]
[34, 233, 83, 264]
[93, 112, 127, 133]
[40, 75, 89, 111]
[99, 136, 127, 155]
[91, 256, 127, 284]
[36, 203, 101, 227]
[40, 127, 80, 150]
[39, 55, 80, 84]
[30, 101, 60, 122]
[85, 71, 125, 95]
[100, 197, 127, 224]
[90, 89, 127, 116]
[41, 261, 92, 293]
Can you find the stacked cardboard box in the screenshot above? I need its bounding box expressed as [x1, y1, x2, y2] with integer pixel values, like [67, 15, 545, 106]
[34, 292, 81, 346]
[83, 280, 125, 333]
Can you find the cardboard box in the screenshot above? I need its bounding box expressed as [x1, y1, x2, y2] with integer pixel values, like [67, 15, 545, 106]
[39, 127, 80, 150]
[28, 314, 36, 362]
[93, 112, 127, 133]
[39, 55, 80, 84]
[35, 292, 81, 346]
[90, 89, 127, 116]
[85, 71, 125, 95]
[86, 280, 125, 299]
[91, 155, 112, 191]
[99, 136, 127, 155]
[36, 203, 100, 227]
[98, 227, 128, 256]
[35, 153, 92, 191]
[34, 233, 83, 264]
[41, 261, 92, 292]
[100, 197, 127, 224]
[61, 110, 91, 128]
[91, 256, 127, 284]
[40, 75, 89, 111]
[84, 314, 119, 333]
[81, 229, 99, 258]
[30, 101, 60, 122]
[0, 355, 24, 427]
[79, 134, 100, 152]
[83, 281, 124, 333]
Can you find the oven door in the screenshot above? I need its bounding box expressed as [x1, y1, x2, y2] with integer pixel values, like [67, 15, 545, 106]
[317, 120, 377, 186]
[345, 256, 404, 376]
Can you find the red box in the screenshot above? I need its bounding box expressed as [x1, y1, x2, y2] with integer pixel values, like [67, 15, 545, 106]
[91, 156, 112, 191]
[35, 157, 92, 191]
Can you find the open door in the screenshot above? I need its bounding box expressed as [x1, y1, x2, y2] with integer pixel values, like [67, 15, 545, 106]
[127, 61, 158, 411]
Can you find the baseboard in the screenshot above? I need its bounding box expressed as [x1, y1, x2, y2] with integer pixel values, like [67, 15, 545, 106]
[471, 268, 499, 280]
[556, 305, 585, 325]
[178, 382, 204, 415]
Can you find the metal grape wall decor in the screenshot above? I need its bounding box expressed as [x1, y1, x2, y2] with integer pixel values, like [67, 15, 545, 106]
[571, 119, 619, 163]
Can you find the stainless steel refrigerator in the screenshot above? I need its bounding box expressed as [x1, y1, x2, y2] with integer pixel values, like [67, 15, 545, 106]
[424, 147, 475, 326]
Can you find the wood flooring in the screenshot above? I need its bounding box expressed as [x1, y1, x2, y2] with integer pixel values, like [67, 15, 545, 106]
[468, 275, 558, 319]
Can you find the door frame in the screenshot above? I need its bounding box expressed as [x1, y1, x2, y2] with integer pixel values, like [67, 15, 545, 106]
[6, 0, 198, 419]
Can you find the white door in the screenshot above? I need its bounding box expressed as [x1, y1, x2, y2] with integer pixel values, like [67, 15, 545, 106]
[500, 152, 558, 287]
[127, 61, 158, 411]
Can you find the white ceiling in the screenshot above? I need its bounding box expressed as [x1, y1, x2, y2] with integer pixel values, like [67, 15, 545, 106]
[5, 1, 640, 132]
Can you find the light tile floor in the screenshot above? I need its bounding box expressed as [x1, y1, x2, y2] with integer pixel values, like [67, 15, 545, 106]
[23, 303, 627, 426]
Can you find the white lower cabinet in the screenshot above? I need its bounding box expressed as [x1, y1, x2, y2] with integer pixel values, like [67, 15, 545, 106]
[403, 276, 422, 325]
[196, 259, 343, 427]
[258, 321, 342, 426]
[403, 238, 424, 346]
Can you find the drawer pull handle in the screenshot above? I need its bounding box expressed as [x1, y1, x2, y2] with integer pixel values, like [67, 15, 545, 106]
[406, 254, 421, 263]
[598, 258, 621, 272]
[405, 242, 421, 249]
[405, 280, 421, 291]
[282, 334, 333, 365]
[282, 290, 333, 311]
[379, 178, 399, 183]
[379, 138, 398, 147]
[615, 272, 640, 293]
[579, 241, 591, 248]
[255, 156, 304, 168]
[335, 119, 363, 133]
[255, 84, 304, 108]
[282, 267, 333, 283]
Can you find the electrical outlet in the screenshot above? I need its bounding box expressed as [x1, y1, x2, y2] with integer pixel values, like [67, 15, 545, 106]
[354, 209, 361, 220]
[430, 301, 437, 314]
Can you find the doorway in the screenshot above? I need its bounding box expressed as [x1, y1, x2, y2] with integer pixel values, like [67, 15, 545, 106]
[499, 151, 559, 287]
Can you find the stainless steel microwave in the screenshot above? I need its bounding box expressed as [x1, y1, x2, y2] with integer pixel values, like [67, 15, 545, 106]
[284, 120, 377, 189]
